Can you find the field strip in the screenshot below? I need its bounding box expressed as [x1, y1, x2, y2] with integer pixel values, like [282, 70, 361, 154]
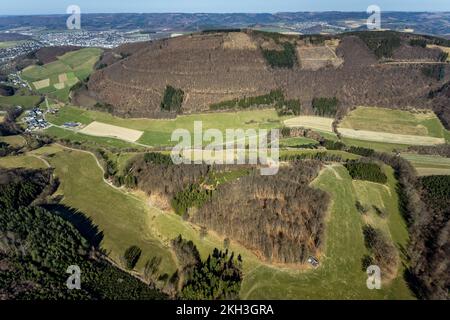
[284, 116, 334, 133]
[415, 167, 450, 176]
[79, 121, 144, 142]
[33, 78, 50, 89]
[338, 128, 445, 146]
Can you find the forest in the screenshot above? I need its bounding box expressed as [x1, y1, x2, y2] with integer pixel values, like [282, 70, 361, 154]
[344, 160, 387, 184]
[125, 154, 329, 264]
[160, 85, 184, 113]
[262, 42, 298, 69]
[312, 97, 339, 117]
[0, 168, 166, 300]
[407, 175, 449, 299]
[193, 161, 329, 264]
[373, 152, 449, 300]
[172, 236, 243, 300]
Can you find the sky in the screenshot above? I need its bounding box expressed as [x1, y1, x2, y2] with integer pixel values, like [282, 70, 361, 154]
[1, 0, 450, 15]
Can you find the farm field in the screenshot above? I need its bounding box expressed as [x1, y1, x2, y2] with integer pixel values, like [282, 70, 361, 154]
[44, 126, 146, 150]
[80, 121, 144, 142]
[340, 106, 448, 138]
[21, 48, 102, 102]
[341, 137, 410, 153]
[283, 116, 334, 133]
[401, 153, 450, 176]
[46, 106, 289, 147]
[338, 128, 445, 146]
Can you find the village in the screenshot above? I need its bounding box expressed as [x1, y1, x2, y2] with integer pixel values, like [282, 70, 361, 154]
[22, 106, 55, 132]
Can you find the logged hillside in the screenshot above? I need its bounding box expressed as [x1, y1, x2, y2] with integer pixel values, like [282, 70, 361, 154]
[79, 30, 450, 124]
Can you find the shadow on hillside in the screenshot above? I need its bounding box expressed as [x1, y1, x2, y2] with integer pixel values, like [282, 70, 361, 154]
[42, 204, 104, 248]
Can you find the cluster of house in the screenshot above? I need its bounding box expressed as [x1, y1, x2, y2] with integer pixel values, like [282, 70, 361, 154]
[23, 107, 52, 132]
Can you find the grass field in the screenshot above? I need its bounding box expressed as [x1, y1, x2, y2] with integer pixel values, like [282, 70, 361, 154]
[21, 48, 102, 102]
[0, 94, 42, 109]
[0, 135, 26, 148]
[46, 106, 289, 147]
[340, 107, 448, 139]
[342, 137, 410, 153]
[401, 153, 450, 176]
[30, 145, 177, 274]
[278, 136, 319, 147]
[0, 154, 48, 169]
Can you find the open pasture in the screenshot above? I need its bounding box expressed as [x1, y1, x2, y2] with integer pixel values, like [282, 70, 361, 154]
[340, 106, 447, 138]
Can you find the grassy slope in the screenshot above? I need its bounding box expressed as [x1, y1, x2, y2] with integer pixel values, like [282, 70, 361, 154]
[340, 106, 446, 138]
[47, 106, 289, 147]
[0, 135, 26, 147]
[240, 165, 413, 299]
[33, 145, 177, 274]
[0, 154, 48, 169]
[0, 146, 414, 299]
[0, 95, 42, 109]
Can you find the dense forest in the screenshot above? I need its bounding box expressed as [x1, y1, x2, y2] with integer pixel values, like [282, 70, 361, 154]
[354, 31, 402, 59]
[344, 160, 388, 184]
[193, 161, 329, 263]
[172, 236, 243, 300]
[209, 89, 301, 116]
[0, 168, 166, 300]
[262, 42, 298, 69]
[312, 97, 339, 117]
[160, 85, 184, 113]
[372, 152, 449, 300]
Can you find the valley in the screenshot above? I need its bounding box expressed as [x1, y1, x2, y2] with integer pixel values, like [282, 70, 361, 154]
[1, 28, 449, 301]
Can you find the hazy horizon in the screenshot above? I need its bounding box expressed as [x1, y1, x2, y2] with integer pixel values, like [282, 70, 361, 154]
[1, 0, 450, 15]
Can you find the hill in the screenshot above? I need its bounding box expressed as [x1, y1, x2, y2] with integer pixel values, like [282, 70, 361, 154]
[78, 30, 450, 128]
